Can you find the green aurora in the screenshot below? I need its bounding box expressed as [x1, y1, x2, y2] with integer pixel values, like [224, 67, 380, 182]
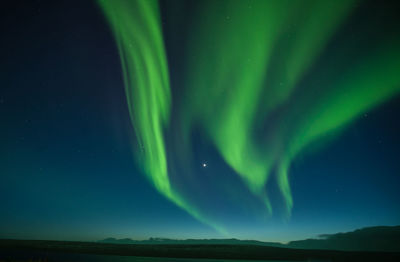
[98, 0, 226, 233]
[99, 0, 400, 233]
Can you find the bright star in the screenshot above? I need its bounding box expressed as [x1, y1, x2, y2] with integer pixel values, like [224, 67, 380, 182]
[202, 163, 207, 167]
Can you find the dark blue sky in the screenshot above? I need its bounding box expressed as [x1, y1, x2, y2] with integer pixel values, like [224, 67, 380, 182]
[1, 0, 399, 242]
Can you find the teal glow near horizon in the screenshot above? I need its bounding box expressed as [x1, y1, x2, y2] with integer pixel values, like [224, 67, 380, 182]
[98, 0, 400, 233]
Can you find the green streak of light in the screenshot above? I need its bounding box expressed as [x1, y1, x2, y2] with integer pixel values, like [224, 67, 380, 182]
[184, 0, 358, 213]
[98, 0, 225, 234]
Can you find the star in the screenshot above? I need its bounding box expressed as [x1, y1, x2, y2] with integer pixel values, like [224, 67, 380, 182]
[202, 163, 207, 168]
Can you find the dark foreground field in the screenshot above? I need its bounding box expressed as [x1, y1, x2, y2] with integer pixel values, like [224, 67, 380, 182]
[0, 239, 399, 262]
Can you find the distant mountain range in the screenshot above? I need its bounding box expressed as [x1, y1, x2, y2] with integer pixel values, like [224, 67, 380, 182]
[99, 225, 400, 252]
[99, 237, 284, 247]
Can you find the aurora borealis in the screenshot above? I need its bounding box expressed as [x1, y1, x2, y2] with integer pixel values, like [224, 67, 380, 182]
[98, 0, 400, 233]
[1, 0, 400, 242]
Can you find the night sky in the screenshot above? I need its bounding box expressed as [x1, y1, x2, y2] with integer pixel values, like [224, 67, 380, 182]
[1, 0, 400, 243]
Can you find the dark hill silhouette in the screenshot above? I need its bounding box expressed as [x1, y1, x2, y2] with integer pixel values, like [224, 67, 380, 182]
[99, 225, 400, 252]
[287, 225, 400, 252]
